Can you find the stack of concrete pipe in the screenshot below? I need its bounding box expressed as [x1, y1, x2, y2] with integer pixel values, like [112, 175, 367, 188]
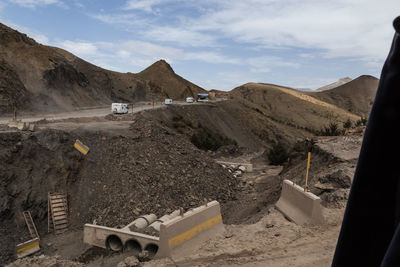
[144, 210, 181, 235]
[123, 214, 157, 232]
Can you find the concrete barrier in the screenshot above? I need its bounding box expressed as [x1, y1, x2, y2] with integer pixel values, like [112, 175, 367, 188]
[275, 180, 324, 225]
[84, 201, 224, 259]
[16, 237, 40, 258]
[157, 201, 223, 258]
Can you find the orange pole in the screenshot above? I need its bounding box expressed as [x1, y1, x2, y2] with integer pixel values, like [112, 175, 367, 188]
[304, 152, 311, 192]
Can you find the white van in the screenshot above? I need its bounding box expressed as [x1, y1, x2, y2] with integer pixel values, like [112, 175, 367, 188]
[186, 97, 194, 103]
[111, 103, 129, 114]
[165, 99, 173, 105]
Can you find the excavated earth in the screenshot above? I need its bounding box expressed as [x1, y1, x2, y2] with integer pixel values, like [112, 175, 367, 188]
[0, 106, 364, 267]
[0, 113, 240, 265]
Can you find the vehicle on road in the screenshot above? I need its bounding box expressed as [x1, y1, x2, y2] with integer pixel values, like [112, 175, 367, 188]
[111, 103, 129, 114]
[186, 97, 194, 103]
[165, 99, 173, 105]
[197, 94, 209, 102]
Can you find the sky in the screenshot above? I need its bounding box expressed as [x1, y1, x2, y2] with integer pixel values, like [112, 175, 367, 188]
[0, 0, 399, 91]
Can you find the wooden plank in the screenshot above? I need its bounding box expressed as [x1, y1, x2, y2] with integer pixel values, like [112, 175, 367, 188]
[53, 211, 66, 216]
[54, 215, 67, 220]
[55, 225, 68, 230]
[54, 219, 68, 225]
[53, 208, 66, 213]
[50, 194, 66, 198]
[51, 199, 66, 204]
[51, 203, 67, 208]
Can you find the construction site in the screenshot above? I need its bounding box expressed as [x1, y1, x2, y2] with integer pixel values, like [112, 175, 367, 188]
[0, 18, 389, 267]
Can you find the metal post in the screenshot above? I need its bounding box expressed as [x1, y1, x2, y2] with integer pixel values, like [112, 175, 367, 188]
[304, 152, 311, 192]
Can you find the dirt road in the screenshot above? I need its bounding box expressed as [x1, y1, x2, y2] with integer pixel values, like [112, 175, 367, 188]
[0, 101, 202, 124]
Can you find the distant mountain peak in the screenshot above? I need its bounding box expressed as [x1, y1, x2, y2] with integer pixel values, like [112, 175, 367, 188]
[142, 59, 175, 75]
[316, 77, 352, 92]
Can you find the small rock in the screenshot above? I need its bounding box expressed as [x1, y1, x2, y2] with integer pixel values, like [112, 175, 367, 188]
[265, 223, 274, 228]
[224, 232, 234, 238]
[274, 233, 281, 237]
[138, 250, 151, 262]
[238, 166, 246, 172]
[124, 256, 140, 266]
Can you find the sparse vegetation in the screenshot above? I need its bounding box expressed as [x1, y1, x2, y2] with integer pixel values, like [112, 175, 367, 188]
[191, 124, 237, 151]
[343, 118, 352, 129]
[355, 117, 368, 126]
[317, 122, 344, 136]
[268, 141, 289, 165]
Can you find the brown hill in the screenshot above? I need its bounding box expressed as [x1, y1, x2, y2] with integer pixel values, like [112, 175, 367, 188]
[308, 75, 379, 117]
[0, 22, 204, 112]
[231, 82, 359, 135]
[136, 60, 207, 99]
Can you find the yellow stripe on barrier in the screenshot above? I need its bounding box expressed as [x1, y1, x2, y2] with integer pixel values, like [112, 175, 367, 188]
[74, 143, 88, 155]
[168, 215, 222, 248]
[17, 242, 39, 253]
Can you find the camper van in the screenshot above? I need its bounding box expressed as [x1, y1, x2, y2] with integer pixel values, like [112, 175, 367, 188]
[186, 97, 194, 103]
[111, 103, 129, 114]
[165, 99, 173, 105]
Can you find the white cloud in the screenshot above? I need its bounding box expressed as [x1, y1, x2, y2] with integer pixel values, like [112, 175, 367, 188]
[189, 0, 399, 62]
[57, 40, 98, 57]
[89, 13, 147, 26]
[9, 0, 67, 8]
[122, 0, 164, 12]
[184, 51, 240, 64]
[142, 27, 217, 47]
[247, 56, 300, 73]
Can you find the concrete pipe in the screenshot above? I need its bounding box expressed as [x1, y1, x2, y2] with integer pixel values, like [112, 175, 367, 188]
[124, 239, 142, 256]
[144, 244, 159, 259]
[147, 210, 180, 232]
[106, 235, 123, 252]
[125, 214, 157, 231]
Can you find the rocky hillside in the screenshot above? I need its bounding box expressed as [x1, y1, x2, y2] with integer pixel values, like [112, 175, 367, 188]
[308, 75, 379, 117]
[0, 22, 205, 113]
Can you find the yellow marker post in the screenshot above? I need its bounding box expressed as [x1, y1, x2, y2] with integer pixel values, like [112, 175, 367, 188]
[305, 152, 311, 192]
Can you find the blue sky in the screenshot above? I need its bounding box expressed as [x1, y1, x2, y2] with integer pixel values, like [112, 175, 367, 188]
[0, 0, 399, 90]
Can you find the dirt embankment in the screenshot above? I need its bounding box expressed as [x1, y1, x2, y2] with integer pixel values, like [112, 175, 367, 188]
[280, 135, 362, 208]
[0, 115, 240, 265]
[141, 104, 265, 152]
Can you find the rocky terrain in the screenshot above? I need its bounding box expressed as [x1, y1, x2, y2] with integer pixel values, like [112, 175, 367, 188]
[2, 124, 363, 266]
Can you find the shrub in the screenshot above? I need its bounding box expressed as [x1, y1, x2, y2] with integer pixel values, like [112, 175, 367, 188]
[318, 122, 344, 136]
[343, 118, 352, 129]
[268, 141, 289, 165]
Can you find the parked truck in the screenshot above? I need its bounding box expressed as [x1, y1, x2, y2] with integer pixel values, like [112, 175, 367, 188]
[111, 103, 129, 114]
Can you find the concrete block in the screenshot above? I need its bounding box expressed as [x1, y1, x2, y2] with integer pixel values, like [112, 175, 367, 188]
[276, 180, 324, 225]
[16, 237, 40, 258]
